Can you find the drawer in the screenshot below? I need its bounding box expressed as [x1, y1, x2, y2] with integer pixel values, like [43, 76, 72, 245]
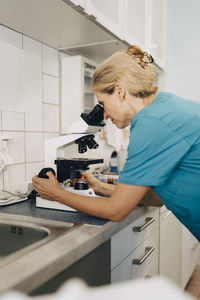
[111, 207, 159, 270]
[111, 229, 159, 283]
[137, 256, 158, 279]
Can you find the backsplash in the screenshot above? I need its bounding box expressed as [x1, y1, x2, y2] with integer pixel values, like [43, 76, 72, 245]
[0, 25, 60, 191]
[0, 25, 125, 192]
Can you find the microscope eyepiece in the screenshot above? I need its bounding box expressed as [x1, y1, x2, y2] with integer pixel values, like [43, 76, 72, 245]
[86, 137, 99, 150]
[78, 141, 87, 153]
[81, 104, 105, 126]
[75, 134, 99, 153]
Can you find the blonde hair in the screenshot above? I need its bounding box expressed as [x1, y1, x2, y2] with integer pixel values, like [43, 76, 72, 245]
[92, 45, 158, 98]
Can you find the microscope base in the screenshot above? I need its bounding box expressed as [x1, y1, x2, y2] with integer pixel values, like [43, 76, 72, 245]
[36, 187, 96, 212]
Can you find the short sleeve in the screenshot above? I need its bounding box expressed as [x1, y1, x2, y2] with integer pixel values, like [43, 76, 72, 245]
[118, 117, 190, 186]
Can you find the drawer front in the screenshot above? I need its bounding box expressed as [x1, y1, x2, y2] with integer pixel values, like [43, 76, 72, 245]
[137, 256, 158, 279]
[111, 229, 159, 283]
[111, 207, 159, 270]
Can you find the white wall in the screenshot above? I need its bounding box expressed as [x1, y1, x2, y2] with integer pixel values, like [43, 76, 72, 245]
[163, 0, 200, 265]
[163, 0, 200, 102]
[0, 25, 60, 191]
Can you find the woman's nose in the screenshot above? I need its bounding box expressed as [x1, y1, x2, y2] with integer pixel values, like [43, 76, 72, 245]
[104, 111, 109, 120]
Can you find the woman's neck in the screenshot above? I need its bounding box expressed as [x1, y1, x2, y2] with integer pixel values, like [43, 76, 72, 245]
[129, 93, 156, 115]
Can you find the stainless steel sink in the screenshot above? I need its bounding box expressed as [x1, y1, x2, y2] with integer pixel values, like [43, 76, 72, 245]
[0, 216, 78, 268]
[0, 221, 49, 258]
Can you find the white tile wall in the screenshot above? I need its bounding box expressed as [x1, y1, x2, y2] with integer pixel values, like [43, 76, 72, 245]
[5, 132, 25, 164]
[25, 103, 43, 132]
[26, 162, 44, 182]
[0, 110, 1, 130]
[0, 25, 60, 191]
[43, 104, 59, 132]
[44, 132, 59, 141]
[42, 45, 59, 77]
[0, 40, 42, 112]
[25, 132, 44, 163]
[0, 25, 22, 48]
[43, 74, 59, 105]
[2, 111, 24, 131]
[4, 164, 26, 192]
[0, 172, 3, 190]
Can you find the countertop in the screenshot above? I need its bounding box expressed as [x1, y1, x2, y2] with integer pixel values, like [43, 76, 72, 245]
[0, 198, 157, 294]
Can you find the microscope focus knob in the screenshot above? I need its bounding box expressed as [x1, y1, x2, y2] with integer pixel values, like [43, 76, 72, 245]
[74, 181, 89, 190]
[38, 167, 56, 179]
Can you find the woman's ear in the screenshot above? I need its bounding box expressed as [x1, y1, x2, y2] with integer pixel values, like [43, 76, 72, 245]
[114, 82, 126, 102]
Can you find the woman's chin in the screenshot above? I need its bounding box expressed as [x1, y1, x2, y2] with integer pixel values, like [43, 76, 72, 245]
[115, 122, 124, 129]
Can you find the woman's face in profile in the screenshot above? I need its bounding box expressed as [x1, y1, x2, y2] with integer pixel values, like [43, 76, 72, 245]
[96, 91, 131, 129]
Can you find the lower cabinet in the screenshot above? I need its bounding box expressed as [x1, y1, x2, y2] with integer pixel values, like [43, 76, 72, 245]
[138, 256, 159, 279]
[159, 210, 182, 286]
[181, 226, 200, 289]
[30, 239, 111, 296]
[111, 207, 159, 283]
[111, 230, 159, 283]
[159, 207, 200, 289]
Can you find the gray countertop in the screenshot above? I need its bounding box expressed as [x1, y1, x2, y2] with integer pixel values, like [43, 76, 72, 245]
[0, 198, 155, 294]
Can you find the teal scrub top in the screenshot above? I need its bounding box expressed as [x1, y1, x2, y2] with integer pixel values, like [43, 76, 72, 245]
[118, 92, 200, 241]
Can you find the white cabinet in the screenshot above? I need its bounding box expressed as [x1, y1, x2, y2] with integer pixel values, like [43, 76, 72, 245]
[111, 207, 159, 283]
[181, 226, 200, 289]
[159, 209, 182, 286]
[85, 0, 124, 39]
[84, 0, 166, 69]
[61, 55, 97, 134]
[147, 0, 166, 68]
[123, 0, 146, 49]
[159, 207, 200, 289]
[112, 229, 159, 283]
[68, 0, 86, 8]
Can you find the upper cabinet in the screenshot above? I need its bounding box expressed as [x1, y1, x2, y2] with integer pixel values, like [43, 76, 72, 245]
[85, 0, 124, 39]
[123, 0, 146, 50]
[76, 0, 166, 69]
[61, 55, 97, 134]
[147, 0, 166, 69]
[68, 0, 86, 8]
[0, 0, 166, 69]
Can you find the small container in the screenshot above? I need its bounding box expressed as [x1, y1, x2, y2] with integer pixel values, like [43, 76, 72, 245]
[110, 151, 118, 173]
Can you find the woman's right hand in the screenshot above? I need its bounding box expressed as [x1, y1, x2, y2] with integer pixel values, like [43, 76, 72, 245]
[82, 172, 115, 197]
[81, 172, 102, 193]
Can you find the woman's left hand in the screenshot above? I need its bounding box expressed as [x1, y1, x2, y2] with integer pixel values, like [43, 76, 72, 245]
[32, 171, 62, 201]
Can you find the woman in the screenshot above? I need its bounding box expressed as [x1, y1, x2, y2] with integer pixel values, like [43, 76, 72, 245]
[32, 45, 200, 241]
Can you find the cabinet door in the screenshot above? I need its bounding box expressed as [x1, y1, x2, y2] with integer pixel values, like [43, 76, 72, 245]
[61, 55, 83, 134]
[124, 0, 146, 49]
[181, 226, 200, 289]
[61, 55, 97, 134]
[148, 0, 166, 68]
[66, 0, 86, 9]
[159, 212, 182, 287]
[85, 0, 124, 39]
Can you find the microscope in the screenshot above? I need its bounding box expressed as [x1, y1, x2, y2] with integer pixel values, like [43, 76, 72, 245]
[36, 104, 105, 211]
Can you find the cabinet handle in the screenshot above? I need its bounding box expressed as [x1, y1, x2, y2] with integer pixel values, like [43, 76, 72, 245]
[132, 217, 155, 232]
[132, 247, 155, 265]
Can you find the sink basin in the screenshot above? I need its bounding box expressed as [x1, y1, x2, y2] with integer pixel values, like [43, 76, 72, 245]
[0, 221, 49, 258]
[0, 216, 78, 267]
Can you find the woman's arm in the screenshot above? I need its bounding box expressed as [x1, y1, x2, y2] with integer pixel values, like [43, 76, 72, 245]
[139, 189, 163, 207]
[32, 172, 148, 221]
[82, 172, 115, 196]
